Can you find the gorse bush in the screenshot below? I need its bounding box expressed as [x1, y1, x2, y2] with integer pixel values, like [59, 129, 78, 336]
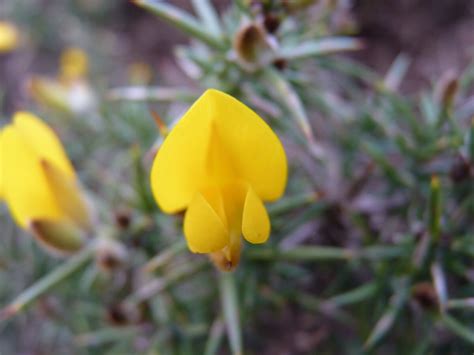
[0, 0, 473, 354]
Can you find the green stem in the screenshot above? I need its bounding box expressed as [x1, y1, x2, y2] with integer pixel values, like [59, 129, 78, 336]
[327, 281, 379, 307]
[219, 272, 243, 355]
[247, 245, 405, 262]
[142, 240, 187, 273]
[0, 243, 95, 321]
[134, 0, 224, 49]
[442, 314, 474, 344]
[447, 298, 474, 310]
[204, 318, 225, 355]
[263, 68, 324, 158]
[364, 278, 410, 350]
[268, 192, 318, 216]
[429, 176, 442, 243]
[128, 260, 207, 304]
[190, 0, 222, 37]
[278, 37, 363, 61]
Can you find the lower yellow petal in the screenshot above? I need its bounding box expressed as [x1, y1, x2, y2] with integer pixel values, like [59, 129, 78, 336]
[242, 186, 270, 244]
[183, 192, 229, 253]
[41, 159, 90, 229]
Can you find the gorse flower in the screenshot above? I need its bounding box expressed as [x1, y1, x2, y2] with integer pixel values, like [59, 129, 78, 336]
[0, 112, 90, 254]
[0, 21, 19, 53]
[29, 47, 96, 114]
[151, 89, 287, 270]
[59, 47, 89, 84]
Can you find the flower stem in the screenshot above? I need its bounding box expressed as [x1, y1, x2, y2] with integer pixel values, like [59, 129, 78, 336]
[219, 272, 243, 355]
[0, 243, 95, 321]
[247, 245, 405, 262]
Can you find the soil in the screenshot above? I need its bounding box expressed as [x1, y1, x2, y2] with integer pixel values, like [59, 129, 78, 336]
[354, 0, 474, 91]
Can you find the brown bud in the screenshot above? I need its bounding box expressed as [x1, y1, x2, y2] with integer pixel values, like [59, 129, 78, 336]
[412, 282, 438, 310]
[107, 302, 144, 326]
[95, 238, 128, 272]
[434, 70, 459, 109]
[233, 22, 272, 70]
[263, 13, 281, 33]
[114, 209, 132, 230]
[272, 58, 287, 71]
[449, 155, 472, 183]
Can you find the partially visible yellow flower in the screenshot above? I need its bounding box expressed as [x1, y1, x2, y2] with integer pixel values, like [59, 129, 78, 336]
[29, 47, 96, 114]
[150, 89, 287, 270]
[0, 21, 19, 53]
[60, 47, 89, 84]
[0, 112, 90, 254]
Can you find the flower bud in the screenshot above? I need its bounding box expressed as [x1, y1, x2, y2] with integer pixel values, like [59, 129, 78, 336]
[0, 22, 19, 53]
[0, 112, 91, 256]
[95, 238, 128, 272]
[28, 77, 71, 113]
[29, 219, 86, 256]
[434, 70, 459, 109]
[60, 47, 89, 84]
[233, 22, 272, 71]
[412, 282, 438, 310]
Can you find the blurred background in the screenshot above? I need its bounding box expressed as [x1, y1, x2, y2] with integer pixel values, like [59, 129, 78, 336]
[1, 0, 473, 354]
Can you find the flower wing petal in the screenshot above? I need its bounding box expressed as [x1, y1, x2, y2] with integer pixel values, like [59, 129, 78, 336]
[242, 186, 270, 244]
[41, 159, 90, 229]
[183, 192, 229, 253]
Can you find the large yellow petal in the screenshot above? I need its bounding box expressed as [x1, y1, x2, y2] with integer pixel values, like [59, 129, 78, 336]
[151, 89, 287, 213]
[183, 191, 229, 253]
[242, 186, 270, 244]
[41, 159, 90, 229]
[204, 89, 287, 201]
[2, 126, 62, 227]
[151, 97, 214, 213]
[13, 112, 74, 177]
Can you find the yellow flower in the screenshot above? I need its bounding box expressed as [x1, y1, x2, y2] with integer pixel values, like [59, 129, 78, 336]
[0, 112, 90, 254]
[0, 21, 19, 53]
[60, 47, 89, 84]
[150, 89, 287, 270]
[29, 47, 96, 114]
